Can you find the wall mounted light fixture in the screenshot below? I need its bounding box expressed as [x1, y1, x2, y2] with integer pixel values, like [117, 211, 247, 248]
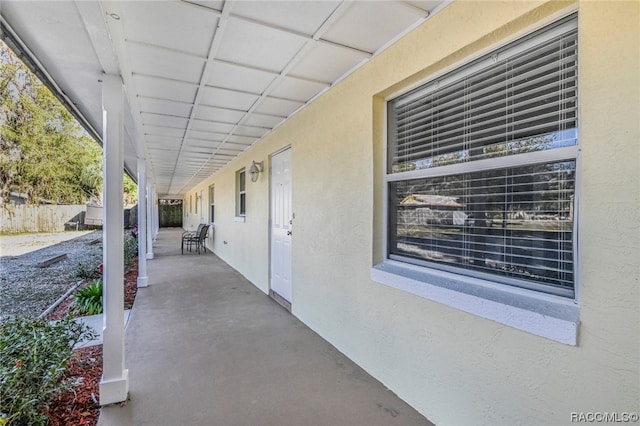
[249, 160, 263, 182]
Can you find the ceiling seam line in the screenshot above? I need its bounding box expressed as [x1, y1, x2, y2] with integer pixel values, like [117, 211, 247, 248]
[138, 95, 196, 105]
[125, 38, 208, 61]
[132, 72, 200, 87]
[211, 57, 331, 86]
[140, 111, 191, 119]
[180, 0, 223, 16]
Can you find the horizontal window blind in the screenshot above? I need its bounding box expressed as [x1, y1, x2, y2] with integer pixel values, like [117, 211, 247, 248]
[389, 160, 575, 296]
[386, 15, 578, 297]
[388, 16, 578, 173]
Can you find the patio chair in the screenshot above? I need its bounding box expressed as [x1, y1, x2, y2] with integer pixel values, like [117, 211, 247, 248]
[182, 224, 209, 254]
[181, 224, 204, 253]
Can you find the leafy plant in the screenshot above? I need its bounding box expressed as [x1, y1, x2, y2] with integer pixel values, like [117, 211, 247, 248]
[123, 233, 138, 268]
[123, 174, 138, 205]
[71, 280, 103, 316]
[0, 316, 96, 426]
[74, 262, 100, 280]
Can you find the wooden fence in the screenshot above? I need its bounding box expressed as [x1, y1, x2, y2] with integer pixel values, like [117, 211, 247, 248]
[159, 203, 182, 227]
[0, 204, 89, 234]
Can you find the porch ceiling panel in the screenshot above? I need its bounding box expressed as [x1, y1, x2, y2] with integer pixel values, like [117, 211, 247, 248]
[230, 1, 341, 36]
[126, 43, 206, 84]
[270, 77, 330, 103]
[144, 126, 186, 139]
[119, 1, 218, 58]
[149, 155, 180, 164]
[138, 97, 193, 118]
[234, 125, 269, 139]
[226, 134, 258, 146]
[1, 0, 447, 197]
[186, 130, 227, 143]
[147, 134, 186, 145]
[242, 113, 286, 129]
[194, 105, 246, 124]
[133, 75, 198, 104]
[140, 113, 189, 129]
[254, 97, 305, 118]
[199, 86, 260, 111]
[288, 42, 368, 83]
[216, 18, 307, 73]
[321, 1, 427, 53]
[206, 60, 277, 94]
[190, 120, 236, 134]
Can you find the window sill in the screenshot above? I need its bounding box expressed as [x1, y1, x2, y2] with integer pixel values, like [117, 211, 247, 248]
[371, 260, 580, 345]
[234, 216, 246, 223]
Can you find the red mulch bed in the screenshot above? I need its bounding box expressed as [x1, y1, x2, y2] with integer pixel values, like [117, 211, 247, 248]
[44, 259, 138, 426]
[45, 346, 103, 426]
[47, 259, 138, 321]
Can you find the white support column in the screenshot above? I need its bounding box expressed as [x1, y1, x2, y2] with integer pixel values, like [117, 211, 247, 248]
[146, 182, 154, 260]
[152, 186, 159, 240]
[100, 74, 128, 405]
[136, 158, 148, 288]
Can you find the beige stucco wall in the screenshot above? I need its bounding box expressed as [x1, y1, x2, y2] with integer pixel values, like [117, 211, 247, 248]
[184, 1, 640, 424]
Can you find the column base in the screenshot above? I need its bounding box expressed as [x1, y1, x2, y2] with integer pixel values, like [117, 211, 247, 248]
[146, 252, 154, 260]
[137, 276, 149, 288]
[100, 369, 129, 406]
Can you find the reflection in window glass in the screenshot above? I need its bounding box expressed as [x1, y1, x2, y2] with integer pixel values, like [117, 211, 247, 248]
[389, 160, 575, 294]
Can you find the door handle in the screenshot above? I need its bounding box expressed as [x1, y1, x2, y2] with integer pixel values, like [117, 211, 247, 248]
[287, 230, 292, 236]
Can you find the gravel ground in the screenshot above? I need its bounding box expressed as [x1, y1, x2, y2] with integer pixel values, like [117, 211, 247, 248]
[0, 231, 103, 319]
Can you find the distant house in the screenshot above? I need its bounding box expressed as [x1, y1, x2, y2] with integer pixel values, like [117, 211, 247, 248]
[399, 193, 467, 226]
[8, 192, 28, 205]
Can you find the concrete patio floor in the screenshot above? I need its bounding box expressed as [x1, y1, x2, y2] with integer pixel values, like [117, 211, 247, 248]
[98, 228, 434, 426]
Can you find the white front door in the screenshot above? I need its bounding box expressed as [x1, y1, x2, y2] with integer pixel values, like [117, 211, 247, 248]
[270, 148, 292, 303]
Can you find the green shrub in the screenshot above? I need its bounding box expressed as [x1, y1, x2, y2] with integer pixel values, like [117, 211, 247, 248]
[74, 262, 99, 279]
[123, 234, 138, 268]
[0, 316, 96, 426]
[71, 279, 103, 316]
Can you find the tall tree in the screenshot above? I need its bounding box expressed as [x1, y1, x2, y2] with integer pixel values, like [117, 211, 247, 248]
[123, 173, 137, 206]
[0, 41, 103, 204]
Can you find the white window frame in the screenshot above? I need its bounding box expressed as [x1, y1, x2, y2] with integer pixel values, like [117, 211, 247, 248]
[235, 168, 246, 222]
[209, 184, 215, 224]
[372, 12, 580, 346]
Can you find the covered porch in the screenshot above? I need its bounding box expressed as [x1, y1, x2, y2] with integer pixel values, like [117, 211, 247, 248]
[3, 1, 639, 423]
[97, 228, 433, 426]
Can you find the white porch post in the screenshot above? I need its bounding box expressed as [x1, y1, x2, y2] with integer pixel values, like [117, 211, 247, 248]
[146, 182, 154, 260]
[100, 74, 128, 405]
[136, 158, 148, 288]
[152, 186, 159, 239]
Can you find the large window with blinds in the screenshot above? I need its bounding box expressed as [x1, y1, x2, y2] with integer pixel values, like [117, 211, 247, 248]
[386, 16, 578, 298]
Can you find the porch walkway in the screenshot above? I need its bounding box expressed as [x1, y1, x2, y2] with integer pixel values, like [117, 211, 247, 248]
[98, 228, 433, 426]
